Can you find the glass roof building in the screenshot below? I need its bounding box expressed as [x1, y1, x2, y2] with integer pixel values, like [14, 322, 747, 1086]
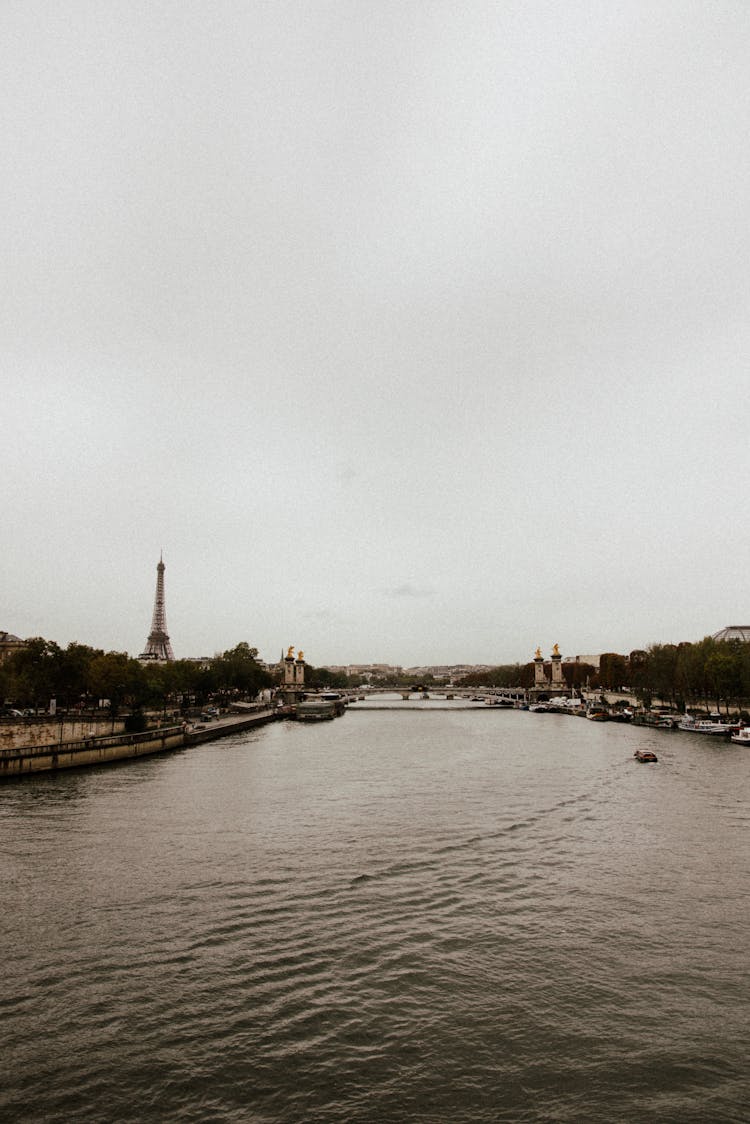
[711, 626, 750, 642]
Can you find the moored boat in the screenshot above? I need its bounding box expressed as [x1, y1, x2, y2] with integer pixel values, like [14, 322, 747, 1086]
[295, 692, 347, 721]
[632, 711, 680, 729]
[678, 714, 734, 736]
[586, 706, 609, 721]
[730, 726, 750, 745]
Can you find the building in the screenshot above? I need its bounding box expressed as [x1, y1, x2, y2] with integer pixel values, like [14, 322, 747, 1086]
[563, 654, 601, 669]
[0, 631, 26, 664]
[711, 626, 750, 642]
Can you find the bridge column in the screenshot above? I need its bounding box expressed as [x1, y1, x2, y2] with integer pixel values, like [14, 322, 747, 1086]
[294, 654, 306, 688]
[551, 646, 563, 686]
[534, 650, 548, 687]
[283, 646, 301, 704]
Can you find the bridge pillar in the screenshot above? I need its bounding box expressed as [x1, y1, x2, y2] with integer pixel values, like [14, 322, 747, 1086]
[294, 654, 305, 688]
[534, 652, 548, 687]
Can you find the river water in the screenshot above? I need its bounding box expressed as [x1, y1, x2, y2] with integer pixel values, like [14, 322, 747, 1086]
[2, 699, 748, 1122]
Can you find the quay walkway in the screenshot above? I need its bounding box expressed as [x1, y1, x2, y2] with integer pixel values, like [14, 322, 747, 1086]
[184, 708, 282, 745]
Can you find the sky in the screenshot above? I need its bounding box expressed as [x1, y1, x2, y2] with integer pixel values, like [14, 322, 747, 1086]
[3, 1, 750, 668]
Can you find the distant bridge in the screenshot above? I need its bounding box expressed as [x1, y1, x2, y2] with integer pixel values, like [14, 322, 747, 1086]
[344, 686, 592, 704]
[345, 687, 528, 702]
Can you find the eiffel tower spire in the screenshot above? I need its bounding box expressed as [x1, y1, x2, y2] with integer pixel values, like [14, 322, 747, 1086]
[139, 553, 175, 661]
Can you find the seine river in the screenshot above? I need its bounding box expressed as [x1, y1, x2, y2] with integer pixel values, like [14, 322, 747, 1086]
[2, 699, 749, 1122]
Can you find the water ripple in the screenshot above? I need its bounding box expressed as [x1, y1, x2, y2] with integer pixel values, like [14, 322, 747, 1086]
[1, 710, 748, 1122]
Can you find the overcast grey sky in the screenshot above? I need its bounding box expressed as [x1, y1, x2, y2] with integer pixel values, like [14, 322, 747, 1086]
[2, 1, 750, 667]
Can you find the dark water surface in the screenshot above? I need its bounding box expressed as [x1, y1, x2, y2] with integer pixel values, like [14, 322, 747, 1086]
[2, 704, 749, 1122]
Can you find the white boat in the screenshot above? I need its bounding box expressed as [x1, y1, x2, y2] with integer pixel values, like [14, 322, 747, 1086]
[678, 715, 733, 736]
[730, 727, 750, 745]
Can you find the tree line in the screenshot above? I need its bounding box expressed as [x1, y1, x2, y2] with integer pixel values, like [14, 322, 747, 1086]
[5, 635, 749, 716]
[625, 638, 750, 712]
[457, 661, 597, 690]
[458, 637, 750, 712]
[0, 639, 273, 716]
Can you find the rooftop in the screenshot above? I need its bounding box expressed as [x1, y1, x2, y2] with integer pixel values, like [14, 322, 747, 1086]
[712, 626, 750, 642]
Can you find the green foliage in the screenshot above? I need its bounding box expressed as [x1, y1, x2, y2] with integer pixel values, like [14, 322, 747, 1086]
[210, 643, 272, 698]
[1, 636, 271, 712]
[599, 653, 629, 690]
[305, 665, 371, 688]
[635, 636, 748, 711]
[561, 662, 597, 689]
[6, 637, 62, 707]
[6, 632, 750, 716]
[458, 664, 533, 688]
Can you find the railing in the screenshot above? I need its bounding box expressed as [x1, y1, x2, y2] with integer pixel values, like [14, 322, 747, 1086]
[0, 725, 184, 761]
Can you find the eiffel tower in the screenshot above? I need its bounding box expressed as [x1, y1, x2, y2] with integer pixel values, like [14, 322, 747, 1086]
[139, 553, 175, 661]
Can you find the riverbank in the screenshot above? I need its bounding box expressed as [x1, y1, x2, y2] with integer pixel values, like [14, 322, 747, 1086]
[0, 707, 285, 778]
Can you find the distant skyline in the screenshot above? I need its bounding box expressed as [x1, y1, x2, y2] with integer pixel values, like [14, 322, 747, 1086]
[2, 550, 739, 668]
[3, 3, 750, 667]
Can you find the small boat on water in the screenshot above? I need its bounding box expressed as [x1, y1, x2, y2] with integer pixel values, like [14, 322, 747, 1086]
[730, 727, 750, 745]
[634, 749, 658, 763]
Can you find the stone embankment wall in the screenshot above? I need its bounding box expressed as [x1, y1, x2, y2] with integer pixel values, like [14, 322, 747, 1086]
[0, 726, 185, 776]
[0, 718, 126, 751]
[0, 708, 292, 778]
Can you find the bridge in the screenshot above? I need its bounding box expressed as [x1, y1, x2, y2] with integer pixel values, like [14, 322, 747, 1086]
[342, 686, 592, 706]
[343, 687, 528, 706]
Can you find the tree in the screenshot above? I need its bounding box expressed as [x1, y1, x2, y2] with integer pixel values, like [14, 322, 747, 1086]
[5, 638, 62, 709]
[705, 643, 742, 712]
[58, 643, 101, 709]
[629, 650, 649, 702]
[562, 662, 597, 689]
[88, 652, 147, 714]
[599, 653, 629, 691]
[646, 644, 680, 705]
[458, 664, 530, 688]
[211, 643, 272, 700]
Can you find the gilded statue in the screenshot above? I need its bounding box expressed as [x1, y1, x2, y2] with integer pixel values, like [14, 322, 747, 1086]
[534, 647, 542, 659]
[298, 651, 304, 661]
[552, 643, 559, 656]
[286, 646, 295, 659]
